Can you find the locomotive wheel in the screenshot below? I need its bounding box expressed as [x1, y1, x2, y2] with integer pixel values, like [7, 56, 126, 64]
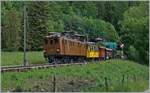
[48, 56, 54, 64]
[48, 56, 87, 64]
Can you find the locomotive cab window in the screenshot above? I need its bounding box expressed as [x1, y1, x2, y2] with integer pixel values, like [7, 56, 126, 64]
[54, 38, 58, 44]
[91, 46, 93, 51]
[65, 40, 67, 44]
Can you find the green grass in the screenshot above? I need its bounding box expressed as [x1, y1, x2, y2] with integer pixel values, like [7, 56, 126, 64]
[1, 51, 46, 66]
[1, 59, 149, 92]
[83, 79, 149, 92]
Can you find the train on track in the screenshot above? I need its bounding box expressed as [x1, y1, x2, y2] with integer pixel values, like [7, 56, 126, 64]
[43, 31, 118, 63]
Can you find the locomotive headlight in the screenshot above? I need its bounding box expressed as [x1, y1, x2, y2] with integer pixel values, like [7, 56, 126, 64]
[56, 48, 60, 52]
[43, 50, 46, 54]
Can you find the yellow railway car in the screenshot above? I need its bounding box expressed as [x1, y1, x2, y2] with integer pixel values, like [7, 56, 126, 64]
[87, 42, 99, 58]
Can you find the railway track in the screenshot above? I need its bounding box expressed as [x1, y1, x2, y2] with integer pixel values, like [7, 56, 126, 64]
[1, 62, 87, 73]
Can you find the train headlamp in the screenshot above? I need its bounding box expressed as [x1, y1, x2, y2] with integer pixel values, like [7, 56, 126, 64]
[43, 50, 46, 54]
[56, 48, 60, 52]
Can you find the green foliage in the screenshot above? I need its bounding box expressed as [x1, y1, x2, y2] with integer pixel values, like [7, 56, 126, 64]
[72, 1, 97, 18]
[84, 18, 119, 41]
[62, 15, 119, 41]
[48, 2, 65, 32]
[2, 3, 22, 51]
[27, 2, 50, 50]
[128, 46, 139, 62]
[121, 2, 149, 64]
[2, 59, 149, 92]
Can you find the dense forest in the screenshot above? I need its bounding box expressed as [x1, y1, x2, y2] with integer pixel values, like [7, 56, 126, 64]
[1, 1, 149, 65]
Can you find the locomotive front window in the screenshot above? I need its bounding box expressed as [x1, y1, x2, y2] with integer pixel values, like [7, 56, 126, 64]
[44, 38, 48, 44]
[50, 40, 53, 44]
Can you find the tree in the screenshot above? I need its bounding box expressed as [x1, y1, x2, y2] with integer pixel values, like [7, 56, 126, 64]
[2, 1, 22, 51]
[72, 1, 97, 18]
[83, 17, 119, 41]
[27, 2, 51, 50]
[121, 2, 149, 64]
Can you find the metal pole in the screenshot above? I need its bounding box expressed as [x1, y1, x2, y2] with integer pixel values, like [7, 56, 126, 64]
[122, 47, 124, 59]
[120, 43, 124, 59]
[86, 34, 88, 42]
[23, 2, 27, 66]
[53, 59, 56, 92]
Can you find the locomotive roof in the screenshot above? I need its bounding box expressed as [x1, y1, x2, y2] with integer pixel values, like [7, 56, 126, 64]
[87, 42, 95, 44]
[46, 31, 86, 38]
[45, 34, 61, 38]
[45, 35, 86, 44]
[62, 31, 76, 34]
[74, 33, 85, 37]
[61, 37, 86, 44]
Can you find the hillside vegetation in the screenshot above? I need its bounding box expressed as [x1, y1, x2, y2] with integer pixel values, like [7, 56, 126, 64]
[2, 59, 149, 92]
[1, 1, 149, 64]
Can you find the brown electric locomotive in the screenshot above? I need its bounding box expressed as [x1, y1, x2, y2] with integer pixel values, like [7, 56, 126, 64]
[43, 31, 87, 63]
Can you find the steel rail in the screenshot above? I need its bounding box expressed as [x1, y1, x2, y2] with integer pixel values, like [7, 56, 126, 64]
[1, 62, 86, 73]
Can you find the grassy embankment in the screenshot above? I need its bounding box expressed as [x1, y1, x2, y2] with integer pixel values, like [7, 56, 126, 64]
[1, 51, 45, 66]
[2, 59, 149, 92]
